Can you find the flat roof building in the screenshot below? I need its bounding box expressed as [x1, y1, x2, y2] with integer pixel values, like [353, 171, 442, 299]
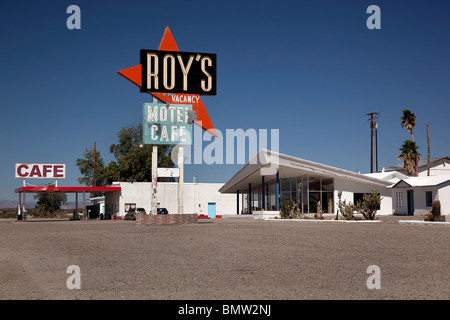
[219, 149, 393, 215]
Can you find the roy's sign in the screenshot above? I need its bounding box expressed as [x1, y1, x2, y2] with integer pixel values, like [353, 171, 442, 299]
[143, 103, 193, 145]
[140, 50, 216, 96]
[15, 163, 66, 179]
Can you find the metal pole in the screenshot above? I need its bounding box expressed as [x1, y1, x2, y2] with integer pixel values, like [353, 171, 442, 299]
[367, 112, 380, 174]
[83, 191, 86, 220]
[75, 192, 78, 220]
[23, 192, 26, 221]
[370, 119, 374, 173]
[375, 125, 378, 172]
[427, 123, 430, 176]
[94, 142, 96, 187]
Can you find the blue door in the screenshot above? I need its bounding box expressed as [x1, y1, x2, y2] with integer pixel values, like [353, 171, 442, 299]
[407, 190, 414, 216]
[208, 202, 216, 218]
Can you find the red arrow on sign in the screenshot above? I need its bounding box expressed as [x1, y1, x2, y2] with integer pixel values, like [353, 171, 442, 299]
[118, 27, 217, 137]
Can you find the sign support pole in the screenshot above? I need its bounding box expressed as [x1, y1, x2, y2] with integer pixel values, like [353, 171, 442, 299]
[178, 146, 184, 214]
[151, 145, 158, 215]
[83, 191, 86, 220]
[23, 192, 27, 221]
[150, 96, 159, 216]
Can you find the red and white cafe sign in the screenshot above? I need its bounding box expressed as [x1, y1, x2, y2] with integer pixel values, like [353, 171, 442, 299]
[15, 163, 66, 179]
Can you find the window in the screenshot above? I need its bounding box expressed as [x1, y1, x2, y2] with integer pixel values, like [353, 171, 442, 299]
[353, 193, 364, 205]
[396, 192, 403, 207]
[425, 191, 432, 207]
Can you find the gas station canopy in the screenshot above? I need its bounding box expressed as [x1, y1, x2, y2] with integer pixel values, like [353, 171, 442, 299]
[15, 186, 121, 193]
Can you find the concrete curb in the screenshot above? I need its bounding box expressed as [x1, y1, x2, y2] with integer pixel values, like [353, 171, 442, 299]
[398, 220, 450, 226]
[264, 218, 381, 223]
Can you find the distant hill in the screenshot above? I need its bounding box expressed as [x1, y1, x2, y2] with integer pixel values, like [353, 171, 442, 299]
[0, 200, 93, 209]
[0, 200, 29, 209]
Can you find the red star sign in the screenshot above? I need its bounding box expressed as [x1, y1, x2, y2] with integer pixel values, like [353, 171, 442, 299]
[118, 27, 217, 137]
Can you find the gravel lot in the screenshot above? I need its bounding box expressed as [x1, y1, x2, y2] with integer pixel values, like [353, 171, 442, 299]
[0, 215, 448, 300]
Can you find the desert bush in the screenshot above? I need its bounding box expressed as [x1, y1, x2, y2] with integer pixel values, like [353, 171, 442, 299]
[337, 191, 356, 220]
[0, 209, 17, 219]
[424, 199, 441, 221]
[280, 200, 296, 219]
[356, 189, 382, 220]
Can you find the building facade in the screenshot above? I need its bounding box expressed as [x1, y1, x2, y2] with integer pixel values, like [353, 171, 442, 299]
[389, 175, 450, 216]
[219, 150, 393, 215]
[384, 157, 450, 177]
[105, 182, 240, 218]
[103, 150, 450, 218]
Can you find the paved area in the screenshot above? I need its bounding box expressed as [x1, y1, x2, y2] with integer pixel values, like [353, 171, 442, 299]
[0, 215, 448, 300]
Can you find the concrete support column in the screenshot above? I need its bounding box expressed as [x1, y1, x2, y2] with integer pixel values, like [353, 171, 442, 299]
[248, 183, 252, 214]
[262, 176, 265, 211]
[237, 190, 240, 215]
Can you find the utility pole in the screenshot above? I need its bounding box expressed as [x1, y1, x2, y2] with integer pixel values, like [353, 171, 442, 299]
[93, 142, 97, 187]
[427, 123, 430, 176]
[367, 112, 380, 173]
[375, 120, 379, 172]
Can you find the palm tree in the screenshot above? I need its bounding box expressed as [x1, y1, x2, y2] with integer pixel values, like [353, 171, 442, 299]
[400, 109, 416, 142]
[398, 140, 421, 176]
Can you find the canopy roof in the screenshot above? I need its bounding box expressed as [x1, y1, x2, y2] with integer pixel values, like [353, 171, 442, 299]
[15, 186, 121, 193]
[219, 149, 392, 194]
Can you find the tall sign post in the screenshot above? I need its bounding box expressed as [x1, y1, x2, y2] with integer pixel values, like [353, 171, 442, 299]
[143, 102, 193, 214]
[178, 146, 184, 214]
[152, 143, 158, 216]
[119, 27, 216, 217]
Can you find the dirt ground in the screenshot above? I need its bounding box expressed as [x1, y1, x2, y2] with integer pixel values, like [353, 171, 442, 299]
[0, 215, 448, 300]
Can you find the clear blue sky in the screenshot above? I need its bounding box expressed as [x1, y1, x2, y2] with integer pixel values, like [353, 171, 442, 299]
[1, 0, 449, 202]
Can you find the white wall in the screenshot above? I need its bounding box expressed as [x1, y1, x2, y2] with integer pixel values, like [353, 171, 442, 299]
[105, 179, 395, 218]
[418, 160, 450, 177]
[105, 182, 240, 218]
[391, 184, 450, 216]
[334, 179, 392, 215]
[437, 182, 450, 215]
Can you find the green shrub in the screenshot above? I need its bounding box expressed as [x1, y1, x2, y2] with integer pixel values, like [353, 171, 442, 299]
[356, 189, 382, 220]
[337, 191, 356, 220]
[280, 200, 296, 219]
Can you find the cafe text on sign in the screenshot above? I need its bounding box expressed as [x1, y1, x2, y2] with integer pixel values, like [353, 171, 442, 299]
[143, 103, 193, 145]
[140, 50, 216, 96]
[15, 163, 66, 179]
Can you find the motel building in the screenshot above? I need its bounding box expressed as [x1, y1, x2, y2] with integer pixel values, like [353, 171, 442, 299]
[102, 150, 450, 219]
[219, 150, 450, 218]
[104, 182, 238, 218]
[15, 151, 450, 220]
[219, 149, 394, 217]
